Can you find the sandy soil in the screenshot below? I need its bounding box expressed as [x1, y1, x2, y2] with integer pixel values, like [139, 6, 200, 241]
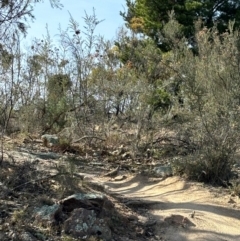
[103, 175, 240, 241]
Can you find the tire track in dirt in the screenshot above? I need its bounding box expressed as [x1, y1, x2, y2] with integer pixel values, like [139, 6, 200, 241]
[102, 175, 240, 241]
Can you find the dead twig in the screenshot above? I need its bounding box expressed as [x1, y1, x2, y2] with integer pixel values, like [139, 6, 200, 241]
[102, 165, 120, 178]
[72, 135, 106, 143]
[11, 172, 81, 191]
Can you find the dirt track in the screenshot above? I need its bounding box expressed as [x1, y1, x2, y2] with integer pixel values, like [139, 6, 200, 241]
[2, 139, 240, 241]
[103, 175, 240, 241]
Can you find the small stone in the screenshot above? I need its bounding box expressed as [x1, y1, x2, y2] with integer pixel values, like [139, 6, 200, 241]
[41, 134, 59, 147]
[153, 164, 173, 178]
[114, 175, 127, 181]
[121, 152, 132, 159]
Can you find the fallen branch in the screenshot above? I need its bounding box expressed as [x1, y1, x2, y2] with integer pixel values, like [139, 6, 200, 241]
[72, 135, 106, 143]
[11, 172, 82, 191]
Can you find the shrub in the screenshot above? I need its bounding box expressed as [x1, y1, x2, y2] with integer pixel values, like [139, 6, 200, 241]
[166, 21, 240, 185]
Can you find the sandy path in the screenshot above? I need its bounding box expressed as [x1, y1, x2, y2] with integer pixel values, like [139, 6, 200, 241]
[103, 175, 240, 241]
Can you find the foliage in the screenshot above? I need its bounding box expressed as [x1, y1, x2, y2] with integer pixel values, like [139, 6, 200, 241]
[0, 0, 62, 38]
[229, 181, 240, 197]
[0, 0, 239, 188]
[112, 33, 176, 115]
[47, 74, 71, 95]
[11, 209, 26, 224]
[167, 21, 240, 185]
[45, 74, 72, 132]
[0, 0, 63, 163]
[148, 86, 171, 113]
[121, 0, 240, 49]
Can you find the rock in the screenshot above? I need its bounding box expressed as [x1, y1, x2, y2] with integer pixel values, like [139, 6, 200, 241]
[152, 164, 172, 178]
[164, 214, 195, 227]
[34, 193, 115, 240]
[63, 208, 112, 241]
[60, 193, 114, 213]
[7, 149, 61, 162]
[61, 193, 115, 239]
[114, 175, 127, 181]
[20, 232, 38, 241]
[41, 134, 59, 147]
[34, 204, 62, 227]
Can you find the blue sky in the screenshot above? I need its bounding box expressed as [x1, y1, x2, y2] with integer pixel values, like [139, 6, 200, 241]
[26, 0, 126, 43]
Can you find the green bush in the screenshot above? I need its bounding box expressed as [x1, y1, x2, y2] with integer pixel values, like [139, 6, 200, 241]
[166, 21, 240, 185]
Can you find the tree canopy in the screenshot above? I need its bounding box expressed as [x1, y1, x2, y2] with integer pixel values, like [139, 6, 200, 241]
[0, 0, 62, 38]
[121, 0, 240, 46]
